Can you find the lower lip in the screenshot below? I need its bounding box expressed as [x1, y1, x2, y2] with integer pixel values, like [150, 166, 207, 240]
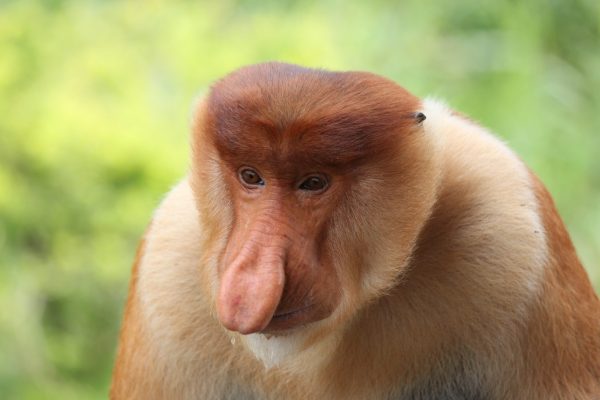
[266, 305, 314, 331]
[272, 305, 313, 321]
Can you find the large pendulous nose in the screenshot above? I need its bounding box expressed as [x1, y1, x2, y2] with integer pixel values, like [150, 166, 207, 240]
[216, 241, 286, 334]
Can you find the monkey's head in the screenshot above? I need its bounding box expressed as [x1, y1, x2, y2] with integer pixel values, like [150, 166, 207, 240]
[191, 63, 441, 356]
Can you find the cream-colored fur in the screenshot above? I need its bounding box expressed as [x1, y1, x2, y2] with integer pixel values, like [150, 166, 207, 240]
[422, 98, 548, 298]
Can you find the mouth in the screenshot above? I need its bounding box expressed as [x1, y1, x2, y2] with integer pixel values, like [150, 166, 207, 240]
[273, 304, 313, 320]
[264, 304, 315, 332]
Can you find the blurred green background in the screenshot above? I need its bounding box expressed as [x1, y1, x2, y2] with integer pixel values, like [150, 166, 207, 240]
[0, 0, 598, 398]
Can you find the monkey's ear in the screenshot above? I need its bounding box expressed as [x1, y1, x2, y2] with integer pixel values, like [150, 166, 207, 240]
[413, 112, 426, 124]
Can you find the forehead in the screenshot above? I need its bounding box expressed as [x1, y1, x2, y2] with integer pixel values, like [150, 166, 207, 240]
[203, 63, 420, 170]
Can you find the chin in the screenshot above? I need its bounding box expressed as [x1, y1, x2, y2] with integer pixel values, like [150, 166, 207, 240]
[241, 316, 340, 370]
[242, 331, 307, 369]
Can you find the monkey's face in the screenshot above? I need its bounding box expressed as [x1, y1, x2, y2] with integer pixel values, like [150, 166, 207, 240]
[214, 159, 344, 335]
[192, 63, 432, 338]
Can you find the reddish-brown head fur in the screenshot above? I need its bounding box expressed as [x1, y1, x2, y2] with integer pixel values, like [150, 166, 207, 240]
[194, 63, 424, 334]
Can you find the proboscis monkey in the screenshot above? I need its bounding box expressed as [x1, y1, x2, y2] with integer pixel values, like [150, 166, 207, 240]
[110, 63, 600, 399]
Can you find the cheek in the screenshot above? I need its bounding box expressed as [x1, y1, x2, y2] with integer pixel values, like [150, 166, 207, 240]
[325, 187, 390, 309]
[314, 251, 343, 317]
[197, 220, 230, 304]
[193, 177, 236, 300]
[324, 224, 367, 315]
[289, 246, 340, 303]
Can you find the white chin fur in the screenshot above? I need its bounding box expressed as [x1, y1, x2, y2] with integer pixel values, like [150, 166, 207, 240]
[242, 331, 308, 369]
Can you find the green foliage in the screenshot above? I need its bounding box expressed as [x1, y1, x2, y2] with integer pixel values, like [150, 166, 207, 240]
[0, 0, 598, 398]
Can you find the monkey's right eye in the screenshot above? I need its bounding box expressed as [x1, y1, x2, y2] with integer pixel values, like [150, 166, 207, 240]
[239, 168, 264, 187]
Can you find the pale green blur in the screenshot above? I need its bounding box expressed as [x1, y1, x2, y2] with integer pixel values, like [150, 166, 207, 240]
[0, 0, 598, 398]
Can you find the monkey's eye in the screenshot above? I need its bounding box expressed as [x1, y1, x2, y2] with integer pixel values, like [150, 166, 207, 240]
[239, 168, 264, 187]
[298, 175, 328, 192]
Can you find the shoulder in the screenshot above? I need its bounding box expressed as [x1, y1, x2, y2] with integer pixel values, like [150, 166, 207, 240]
[417, 98, 549, 298]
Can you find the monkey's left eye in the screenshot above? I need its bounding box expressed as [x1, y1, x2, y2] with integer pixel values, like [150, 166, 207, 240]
[239, 168, 264, 187]
[298, 175, 328, 192]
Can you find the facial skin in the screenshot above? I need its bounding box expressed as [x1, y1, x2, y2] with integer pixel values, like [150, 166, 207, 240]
[215, 162, 342, 334]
